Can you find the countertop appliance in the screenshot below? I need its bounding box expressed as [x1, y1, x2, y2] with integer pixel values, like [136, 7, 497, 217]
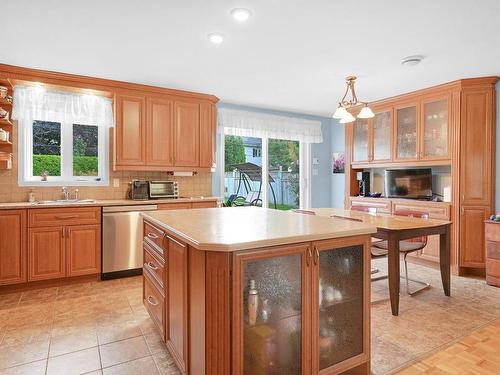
[385, 168, 432, 200]
[102, 204, 157, 279]
[149, 180, 178, 199]
[129, 180, 149, 200]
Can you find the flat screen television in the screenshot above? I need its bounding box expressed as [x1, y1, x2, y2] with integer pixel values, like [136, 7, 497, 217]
[384, 168, 432, 200]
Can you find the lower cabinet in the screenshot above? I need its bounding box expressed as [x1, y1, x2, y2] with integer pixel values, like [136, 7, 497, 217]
[27, 207, 102, 282]
[0, 210, 27, 286]
[460, 206, 490, 268]
[28, 227, 66, 281]
[232, 237, 370, 375]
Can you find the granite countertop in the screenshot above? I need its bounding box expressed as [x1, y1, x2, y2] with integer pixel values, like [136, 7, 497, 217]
[141, 206, 376, 252]
[0, 196, 221, 210]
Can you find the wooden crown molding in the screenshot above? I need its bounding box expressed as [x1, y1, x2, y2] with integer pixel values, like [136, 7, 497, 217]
[0, 63, 219, 103]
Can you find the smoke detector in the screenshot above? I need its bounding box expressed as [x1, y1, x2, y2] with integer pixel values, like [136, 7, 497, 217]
[401, 55, 424, 66]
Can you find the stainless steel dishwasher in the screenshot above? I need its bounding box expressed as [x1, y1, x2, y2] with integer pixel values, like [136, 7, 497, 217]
[102, 204, 157, 280]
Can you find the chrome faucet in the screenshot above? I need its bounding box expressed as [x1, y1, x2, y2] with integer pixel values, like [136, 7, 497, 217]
[62, 186, 70, 200]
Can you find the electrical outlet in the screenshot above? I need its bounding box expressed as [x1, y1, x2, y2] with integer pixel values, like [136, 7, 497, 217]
[113, 178, 120, 188]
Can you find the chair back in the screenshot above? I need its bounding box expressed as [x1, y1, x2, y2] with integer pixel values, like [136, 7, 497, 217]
[394, 210, 429, 245]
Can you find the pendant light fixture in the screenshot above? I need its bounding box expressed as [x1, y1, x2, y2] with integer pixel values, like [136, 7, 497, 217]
[333, 76, 374, 123]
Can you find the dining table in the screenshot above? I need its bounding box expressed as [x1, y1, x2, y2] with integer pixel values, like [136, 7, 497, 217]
[308, 208, 452, 316]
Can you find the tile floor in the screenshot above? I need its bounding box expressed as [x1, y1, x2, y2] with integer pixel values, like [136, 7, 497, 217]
[0, 277, 179, 375]
[0, 260, 499, 375]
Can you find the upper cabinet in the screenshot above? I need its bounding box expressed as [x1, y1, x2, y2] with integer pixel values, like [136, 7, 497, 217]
[349, 96, 450, 166]
[114, 91, 217, 171]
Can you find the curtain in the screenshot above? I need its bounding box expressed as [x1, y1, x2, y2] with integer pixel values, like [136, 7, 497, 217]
[217, 108, 323, 143]
[12, 85, 114, 128]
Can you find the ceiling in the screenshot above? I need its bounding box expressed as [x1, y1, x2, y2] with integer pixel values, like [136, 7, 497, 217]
[2, 0, 499, 117]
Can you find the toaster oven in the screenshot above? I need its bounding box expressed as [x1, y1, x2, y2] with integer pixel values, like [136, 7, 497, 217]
[149, 181, 178, 199]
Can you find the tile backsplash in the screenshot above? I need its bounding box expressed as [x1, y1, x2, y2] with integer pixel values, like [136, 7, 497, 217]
[0, 125, 213, 203]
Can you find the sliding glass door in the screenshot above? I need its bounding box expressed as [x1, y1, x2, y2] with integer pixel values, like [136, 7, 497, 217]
[223, 135, 309, 210]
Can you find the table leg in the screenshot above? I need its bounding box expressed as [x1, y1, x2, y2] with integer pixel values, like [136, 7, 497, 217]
[387, 233, 400, 316]
[439, 227, 451, 296]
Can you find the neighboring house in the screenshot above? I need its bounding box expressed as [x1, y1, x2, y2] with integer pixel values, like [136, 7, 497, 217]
[242, 136, 262, 166]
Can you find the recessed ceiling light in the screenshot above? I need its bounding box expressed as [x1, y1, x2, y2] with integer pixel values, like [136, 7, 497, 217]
[207, 33, 224, 44]
[401, 55, 424, 66]
[230, 8, 251, 22]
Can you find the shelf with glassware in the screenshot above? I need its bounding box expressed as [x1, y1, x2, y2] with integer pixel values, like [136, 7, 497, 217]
[0, 79, 14, 170]
[348, 95, 451, 168]
[234, 236, 371, 375]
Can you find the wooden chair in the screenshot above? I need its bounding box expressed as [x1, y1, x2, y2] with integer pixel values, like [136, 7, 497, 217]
[372, 210, 431, 295]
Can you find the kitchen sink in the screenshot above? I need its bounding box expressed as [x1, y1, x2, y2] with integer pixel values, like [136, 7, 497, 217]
[33, 199, 96, 205]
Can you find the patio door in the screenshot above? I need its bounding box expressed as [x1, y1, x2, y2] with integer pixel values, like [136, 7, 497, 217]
[222, 135, 310, 210]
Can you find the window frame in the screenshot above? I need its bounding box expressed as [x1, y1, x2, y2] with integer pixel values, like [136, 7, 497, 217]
[220, 134, 311, 209]
[18, 118, 109, 187]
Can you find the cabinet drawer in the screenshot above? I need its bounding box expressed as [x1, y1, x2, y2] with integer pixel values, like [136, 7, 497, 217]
[191, 201, 217, 208]
[392, 203, 450, 220]
[144, 221, 166, 251]
[29, 207, 101, 227]
[144, 243, 165, 288]
[487, 241, 500, 261]
[485, 223, 500, 242]
[486, 259, 500, 278]
[143, 272, 165, 340]
[157, 202, 192, 210]
[349, 198, 391, 213]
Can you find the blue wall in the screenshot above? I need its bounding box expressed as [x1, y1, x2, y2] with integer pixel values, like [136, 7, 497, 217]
[212, 103, 344, 208]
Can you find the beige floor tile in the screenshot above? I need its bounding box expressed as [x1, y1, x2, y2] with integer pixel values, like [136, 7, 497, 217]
[0, 324, 52, 347]
[99, 336, 150, 368]
[152, 351, 180, 375]
[46, 347, 101, 375]
[145, 332, 167, 355]
[49, 329, 98, 357]
[0, 360, 47, 375]
[0, 293, 21, 311]
[0, 338, 50, 369]
[18, 287, 58, 306]
[102, 356, 159, 375]
[96, 321, 142, 345]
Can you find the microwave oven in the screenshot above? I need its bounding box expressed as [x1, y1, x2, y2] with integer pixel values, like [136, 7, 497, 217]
[149, 181, 179, 199]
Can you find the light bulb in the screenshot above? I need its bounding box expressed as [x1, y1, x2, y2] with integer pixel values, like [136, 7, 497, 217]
[357, 106, 375, 119]
[333, 106, 348, 119]
[207, 33, 224, 44]
[230, 8, 251, 22]
[340, 112, 356, 124]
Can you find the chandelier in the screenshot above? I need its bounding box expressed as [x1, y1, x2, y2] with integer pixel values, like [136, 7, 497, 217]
[332, 76, 374, 123]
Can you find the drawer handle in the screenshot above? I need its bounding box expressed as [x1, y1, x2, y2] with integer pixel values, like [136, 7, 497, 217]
[55, 214, 79, 219]
[147, 233, 159, 240]
[147, 295, 159, 306]
[146, 261, 158, 271]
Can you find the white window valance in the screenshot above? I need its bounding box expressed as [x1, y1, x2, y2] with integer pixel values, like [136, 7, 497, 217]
[217, 108, 323, 143]
[12, 85, 114, 128]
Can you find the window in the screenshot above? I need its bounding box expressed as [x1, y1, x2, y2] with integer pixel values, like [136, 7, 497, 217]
[252, 148, 261, 157]
[13, 85, 113, 186]
[20, 119, 108, 186]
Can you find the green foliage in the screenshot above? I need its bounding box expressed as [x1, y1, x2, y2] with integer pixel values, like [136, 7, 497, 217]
[224, 135, 245, 171]
[33, 155, 98, 177]
[268, 140, 299, 172]
[73, 136, 87, 156]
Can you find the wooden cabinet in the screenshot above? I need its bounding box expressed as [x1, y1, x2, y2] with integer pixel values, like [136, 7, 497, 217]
[166, 235, 188, 374]
[0, 210, 27, 285]
[28, 227, 65, 281]
[372, 109, 392, 162]
[394, 103, 419, 161]
[420, 96, 450, 160]
[66, 224, 101, 277]
[460, 206, 489, 268]
[485, 221, 500, 287]
[115, 93, 146, 167]
[232, 237, 370, 375]
[114, 91, 216, 171]
[352, 118, 369, 163]
[146, 97, 174, 167]
[27, 207, 101, 281]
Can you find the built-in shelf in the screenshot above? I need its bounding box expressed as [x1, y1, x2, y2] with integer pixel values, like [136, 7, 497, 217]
[0, 118, 13, 127]
[0, 97, 12, 106]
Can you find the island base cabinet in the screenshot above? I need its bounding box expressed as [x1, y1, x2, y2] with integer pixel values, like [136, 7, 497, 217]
[232, 236, 371, 375]
[0, 210, 27, 286]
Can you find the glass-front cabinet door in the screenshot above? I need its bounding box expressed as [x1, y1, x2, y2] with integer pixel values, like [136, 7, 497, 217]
[421, 97, 449, 160]
[371, 110, 392, 162]
[232, 244, 310, 375]
[312, 238, 369, 374]
[395, 104, 419, 160]
[352, 119, 370, 163]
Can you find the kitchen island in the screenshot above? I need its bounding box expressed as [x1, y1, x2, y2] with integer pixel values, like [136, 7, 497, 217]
[141, 207, 376, 375]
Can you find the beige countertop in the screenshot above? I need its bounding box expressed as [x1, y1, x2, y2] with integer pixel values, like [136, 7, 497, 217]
[0, 196, 221, 210]
[141, 206, 377, 252]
